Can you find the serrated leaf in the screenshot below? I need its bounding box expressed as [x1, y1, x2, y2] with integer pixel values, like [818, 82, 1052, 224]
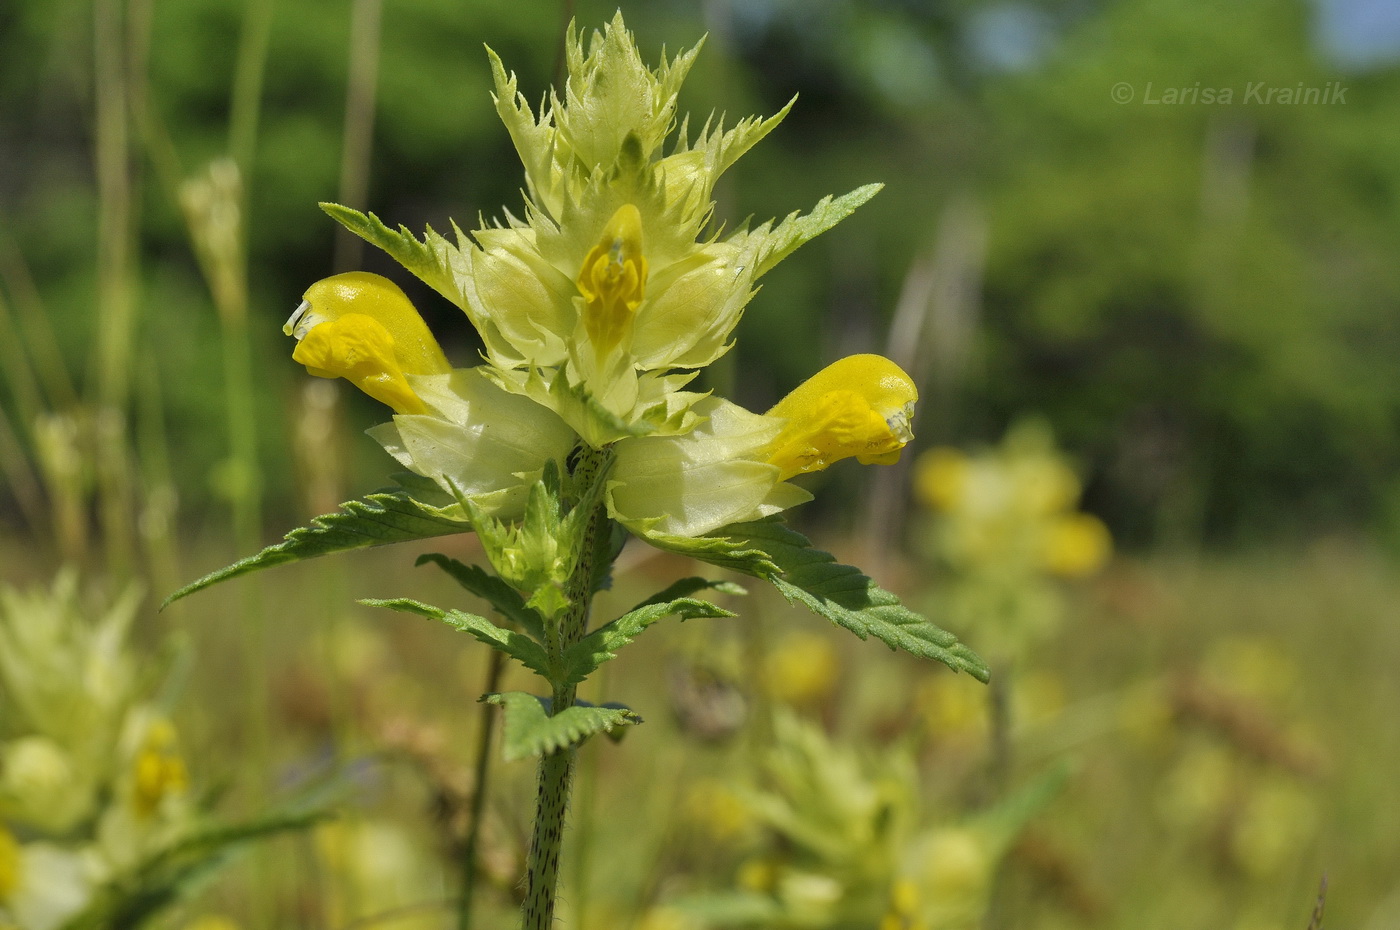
[482, 692, 642, 761]
[415, 553, 547, 643]
[625, 575, 748, 613]
[642, 529, 781, 577]
[649, 518, 990, 682]
[751, 183, 883, 279]
[321, 202, 467, 309]
[163, 492, 472, 608]
[366, 598, 551, 678]
[560, 580, 739, 686]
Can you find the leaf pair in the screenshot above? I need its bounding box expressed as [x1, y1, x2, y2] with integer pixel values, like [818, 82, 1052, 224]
[366, 572, 737, 688]
[166, 491, 988, 682]
[481, 693, 641, 762]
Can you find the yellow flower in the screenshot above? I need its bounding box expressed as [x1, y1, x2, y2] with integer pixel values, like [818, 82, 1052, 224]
[285, 272, 451, 414]
[765, 355, 917, 479]
[682, 778, 752, 844]
[321, 15, 879, 428]
[764, 631, 841, 706]
[0, 838, 91, 930]
[914, 448, 968, 512]
[0, 737, 87, 834]
[917, 826, 994, 925]
[576, 203, 649, 360]
[289, 277, 917, 537]
[608, 357, 917, 538]
[130, 720, 188, 818]
[1041, 512, 1111, 577]
[916, 674, 988, 744]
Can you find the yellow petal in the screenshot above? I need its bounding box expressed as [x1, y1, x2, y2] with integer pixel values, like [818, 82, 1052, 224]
[130, 720, 188, 818]
[284, 272, 451, 413]
[577, 203, 648, 358]
[765, 354, 917, 480]
[292, 314, 426, 415]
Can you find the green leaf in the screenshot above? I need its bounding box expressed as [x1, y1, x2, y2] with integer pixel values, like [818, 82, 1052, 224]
[321, 202, 468, 310]
[650, 518, 990, 682]
[163, 491, 472, 608]
[751, 183, 883, 279]
[365, 598, 551, 678]
[560, 579, 741, 686]
[642, 529, 781, 577]
[415, 552, 547, 643]
[625, 575, 748, 612]
[482, 692, 642, 761]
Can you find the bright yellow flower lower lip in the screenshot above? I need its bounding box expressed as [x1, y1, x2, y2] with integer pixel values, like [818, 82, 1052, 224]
[292, 314, 427, 414]
[764, 354, 918, 480]
[285, 272, 451, 414]
[577, 203, 648, 358]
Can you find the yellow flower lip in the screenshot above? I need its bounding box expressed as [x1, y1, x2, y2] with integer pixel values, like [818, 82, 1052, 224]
[132, 719, 188, 818]
[284, 272, 452, 415]
[577, 203, 648, 358]
[764, 354, 918, 480]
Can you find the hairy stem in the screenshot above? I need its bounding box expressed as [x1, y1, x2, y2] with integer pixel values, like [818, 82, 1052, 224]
[521, 446, 612, 930]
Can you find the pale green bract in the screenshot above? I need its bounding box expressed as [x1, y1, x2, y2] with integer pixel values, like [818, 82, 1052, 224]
[367, 369, 577, 520]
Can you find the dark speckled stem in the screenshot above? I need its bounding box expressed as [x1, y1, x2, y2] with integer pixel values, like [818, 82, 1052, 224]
[521, 446, 611, 930]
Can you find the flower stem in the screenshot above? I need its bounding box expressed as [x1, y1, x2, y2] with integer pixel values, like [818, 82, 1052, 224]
[521, 446, 612, 930]
[522, 743, 575, 929]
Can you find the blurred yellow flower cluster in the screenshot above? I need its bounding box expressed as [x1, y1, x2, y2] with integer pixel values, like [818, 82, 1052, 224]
[914, 420, 1110, 658]
[672, 711, 1044, 930]
[0, 573, 192, 930]
[1155, 635, 1322, 879]
[315, 819, 444, 930]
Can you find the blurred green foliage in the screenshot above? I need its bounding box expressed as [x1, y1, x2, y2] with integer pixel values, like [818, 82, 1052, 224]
[2, 0, 1399, 546]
